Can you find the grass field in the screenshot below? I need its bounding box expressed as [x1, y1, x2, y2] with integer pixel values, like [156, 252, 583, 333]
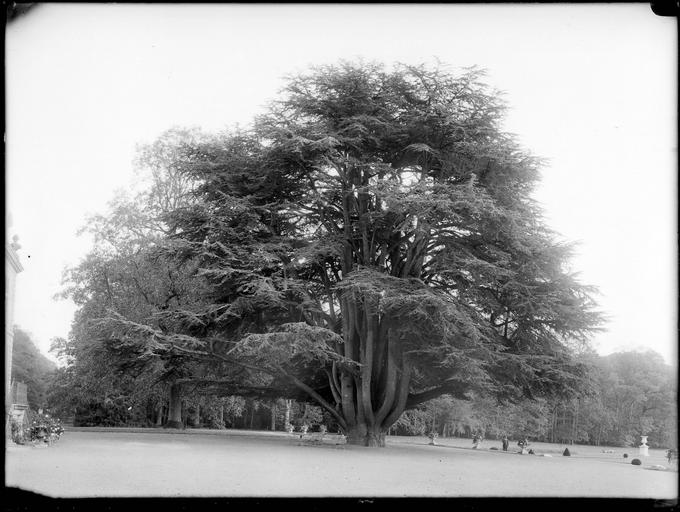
[5, 428, 678, 498]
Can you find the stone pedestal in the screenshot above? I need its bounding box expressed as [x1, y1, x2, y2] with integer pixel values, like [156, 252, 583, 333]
[639, 435, 649, 457]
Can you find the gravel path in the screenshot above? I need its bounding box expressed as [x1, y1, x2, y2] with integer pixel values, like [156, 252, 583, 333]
[5, 430, 678, 498]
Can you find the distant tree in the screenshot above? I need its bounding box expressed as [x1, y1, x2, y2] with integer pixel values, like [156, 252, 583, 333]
[57, 127, 315, 427]
[392, 350, 675, 448]
[105, 61, 602, 446]
[55, 128, 211, 427]
[538, 350, 676, 448]
[393, 408, 430, 436]
[46, 333, 168, 426]
[594, 351, 676, 448]
[10, 327, 56, 409]
[400, 393, 552, 441]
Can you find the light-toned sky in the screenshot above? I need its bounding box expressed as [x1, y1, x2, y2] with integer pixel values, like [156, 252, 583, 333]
[6, 4, 677, 365]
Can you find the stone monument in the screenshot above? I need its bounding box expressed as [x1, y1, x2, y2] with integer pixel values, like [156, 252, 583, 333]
[5, 231, 24, 441]
[638, 435, 649, 457]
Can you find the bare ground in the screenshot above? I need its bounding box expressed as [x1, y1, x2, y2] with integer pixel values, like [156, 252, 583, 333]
[5, 429, 678, 498]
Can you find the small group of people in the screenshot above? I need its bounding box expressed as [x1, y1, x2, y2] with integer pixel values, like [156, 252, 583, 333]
[498, 435, 529, 452]
[471, 433, 530, 453]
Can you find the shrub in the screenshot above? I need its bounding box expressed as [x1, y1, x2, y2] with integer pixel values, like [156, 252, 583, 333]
[27, 412, 65, 444]
[10, 417, 27, 444]
[631, 458, 642, 465]
[205, 417, 226, 430]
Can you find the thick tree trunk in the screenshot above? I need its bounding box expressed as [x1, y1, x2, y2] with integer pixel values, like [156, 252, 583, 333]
[165, 382, 183, 429]
[348, 425, 388, 447]
[550, 406, 557, 443]
[572, 399, 579, 444]
[155, 402, 164, 427]
[326, 294, 413, 447]
[284, 399, 291, 427]
[346, 423, 368, 445]
[192, 404, 200, 427]
[270, 401, 276, 431]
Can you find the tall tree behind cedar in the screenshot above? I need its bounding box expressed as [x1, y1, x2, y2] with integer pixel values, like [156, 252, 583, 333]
[117, 61, 603, 446]
[58, 127, 333, 428]
[11, 327, 57, 409]
[56, 128, 220, 428]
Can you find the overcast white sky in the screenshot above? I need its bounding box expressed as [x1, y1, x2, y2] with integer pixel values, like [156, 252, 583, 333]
[5, 4, 677, 365]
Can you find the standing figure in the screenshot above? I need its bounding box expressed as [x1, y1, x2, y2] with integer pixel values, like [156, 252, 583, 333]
[518, 438, 528, 454]
[472, 431, 483, 449]
[502, 436, 509, 452]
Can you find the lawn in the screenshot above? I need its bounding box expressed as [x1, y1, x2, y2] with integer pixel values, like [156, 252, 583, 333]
[5, 429, 678, 498]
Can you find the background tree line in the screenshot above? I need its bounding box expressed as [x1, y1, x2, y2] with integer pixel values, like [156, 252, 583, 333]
[13, 324, 674, 448]
[392, 350, 676, 448]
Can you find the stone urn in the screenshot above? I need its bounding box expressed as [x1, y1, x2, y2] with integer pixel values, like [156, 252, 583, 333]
[639, 435, 649, 457]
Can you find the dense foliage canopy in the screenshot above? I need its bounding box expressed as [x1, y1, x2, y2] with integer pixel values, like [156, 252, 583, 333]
[60, 62, 603, 446]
